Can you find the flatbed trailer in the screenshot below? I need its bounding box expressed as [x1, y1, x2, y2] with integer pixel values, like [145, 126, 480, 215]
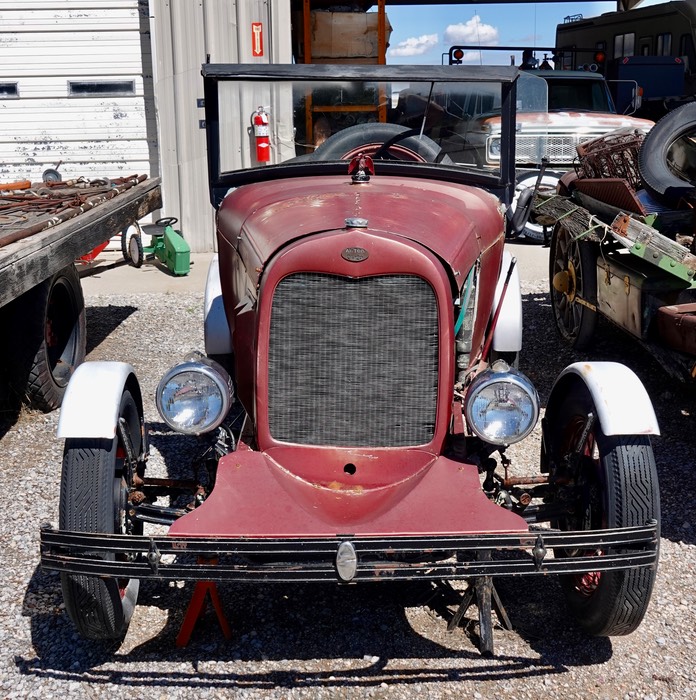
[0, 176, 162, 411]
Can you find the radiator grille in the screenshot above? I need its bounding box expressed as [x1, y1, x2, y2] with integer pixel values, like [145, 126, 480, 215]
[268, 273, 439, 447]
[516, 131, 613, 165]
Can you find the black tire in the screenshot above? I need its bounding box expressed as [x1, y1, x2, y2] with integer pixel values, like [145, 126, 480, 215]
[59, 389, 143, 640]
[638, 101, 696, 206]
[310, 123, 449, 163]
[120, 227, 130, 262]
[511, 170, 560, 242]
[547, 384, 660, 636]
[550, 223, 598, 350]
[127, 233, 144, 268]
[6, 263, 86, 411]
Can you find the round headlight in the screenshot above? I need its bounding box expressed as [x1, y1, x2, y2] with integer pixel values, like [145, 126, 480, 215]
[156, 354, 232, 435]
[488, 137, 501, 159]
[464, 361, 539, 445]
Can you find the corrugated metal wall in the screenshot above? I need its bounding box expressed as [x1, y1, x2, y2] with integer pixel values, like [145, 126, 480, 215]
[150, 0, 293, 252]
[0, 0, 158, 184]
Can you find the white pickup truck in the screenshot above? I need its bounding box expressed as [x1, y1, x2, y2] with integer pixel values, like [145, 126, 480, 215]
[395, 68, 653, 241]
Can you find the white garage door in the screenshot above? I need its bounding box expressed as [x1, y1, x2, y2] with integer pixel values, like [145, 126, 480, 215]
[0, 0, 157, 184]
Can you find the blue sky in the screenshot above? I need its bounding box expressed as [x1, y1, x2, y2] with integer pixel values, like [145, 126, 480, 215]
[385, 1, 664, 64]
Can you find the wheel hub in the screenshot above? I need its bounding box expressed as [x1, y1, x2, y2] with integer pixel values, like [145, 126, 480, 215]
[553, 260, 577, 302]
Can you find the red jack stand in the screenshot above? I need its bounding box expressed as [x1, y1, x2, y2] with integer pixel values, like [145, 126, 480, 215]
[176, 561, 232, 647]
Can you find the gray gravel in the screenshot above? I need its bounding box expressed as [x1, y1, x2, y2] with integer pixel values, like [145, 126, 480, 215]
[1, 279, 695, 700]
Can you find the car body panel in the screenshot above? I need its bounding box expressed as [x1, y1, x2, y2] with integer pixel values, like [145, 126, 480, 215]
[550, 361, 660, 436]
[57, 361, 137, 439]
[169, 449, 528, 537]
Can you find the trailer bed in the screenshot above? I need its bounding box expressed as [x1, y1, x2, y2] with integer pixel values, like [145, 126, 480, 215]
[0, 176, 162, 308]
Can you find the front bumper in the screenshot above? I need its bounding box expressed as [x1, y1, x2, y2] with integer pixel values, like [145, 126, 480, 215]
[40, 522, 658, 583]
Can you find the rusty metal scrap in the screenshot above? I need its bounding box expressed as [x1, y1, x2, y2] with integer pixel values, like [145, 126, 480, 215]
[574, 177, 646, 215]
[0, 174, 147, 249]
[656, 302, 696, 355]
[611, 213, 696, 278]
[575, 128, 645, 190]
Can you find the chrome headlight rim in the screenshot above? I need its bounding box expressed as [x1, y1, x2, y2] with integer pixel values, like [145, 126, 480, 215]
[487, 136, 502, 160]
[464, 363, 539, 446]
[155, 357, 232, 435]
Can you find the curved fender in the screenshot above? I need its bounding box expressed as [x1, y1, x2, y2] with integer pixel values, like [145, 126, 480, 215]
[204, 254, 232, 356]
[58, 361, 139, 439]
[550, 362, 660, 436]
[492, 251, 522, 353]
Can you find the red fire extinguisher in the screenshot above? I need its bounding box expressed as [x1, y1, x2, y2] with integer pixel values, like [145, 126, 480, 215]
[252, 106, 270, 162]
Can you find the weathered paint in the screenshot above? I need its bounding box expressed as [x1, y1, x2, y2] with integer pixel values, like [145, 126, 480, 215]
[0, 1, 157, 184]
[551, 361, 660, 436]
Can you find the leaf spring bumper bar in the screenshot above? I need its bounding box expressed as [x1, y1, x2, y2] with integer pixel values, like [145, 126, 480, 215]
[40, 521, 659, 584]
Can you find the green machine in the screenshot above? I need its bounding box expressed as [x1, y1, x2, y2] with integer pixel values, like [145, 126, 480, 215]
[122, 217, 190, 276]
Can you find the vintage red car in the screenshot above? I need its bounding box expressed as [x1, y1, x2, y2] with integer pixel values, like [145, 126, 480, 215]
[41, 64, 660, 654]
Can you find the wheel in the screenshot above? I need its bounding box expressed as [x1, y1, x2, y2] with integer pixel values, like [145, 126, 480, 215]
[638, 101, 696, 207]
[550, 223, 598, 350]
[155, 217, 178, 227]
[510, 170, 560, 242]
[5, 263, 86, 411]
[546, 384, 660, 636]
[59, 389, 143, 640]
[127, 232, 144, 268]
[120, 227, 130, 262]
[310, 123, 450, 163]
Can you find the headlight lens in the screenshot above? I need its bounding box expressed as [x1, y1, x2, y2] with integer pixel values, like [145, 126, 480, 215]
[464, 361, 539, 445]
[156, 353, 233, 434]
[488, 137, 501, 159]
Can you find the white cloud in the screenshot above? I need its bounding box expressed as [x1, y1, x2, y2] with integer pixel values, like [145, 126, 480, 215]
[444, 15, 499, 46]
[388, 33, 439, 57]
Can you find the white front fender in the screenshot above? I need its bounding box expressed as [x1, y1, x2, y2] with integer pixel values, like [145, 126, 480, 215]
[58, 361, 140, 439]
[551, 362, 660, 436]
[204, 254, 232, 356]
[492, 251, 522, 353]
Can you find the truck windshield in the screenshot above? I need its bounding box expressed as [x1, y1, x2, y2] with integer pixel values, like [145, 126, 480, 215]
[545, 77, 614, 112]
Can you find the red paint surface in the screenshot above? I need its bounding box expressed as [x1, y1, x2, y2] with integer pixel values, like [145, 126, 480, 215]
[169, 448, 528, 537]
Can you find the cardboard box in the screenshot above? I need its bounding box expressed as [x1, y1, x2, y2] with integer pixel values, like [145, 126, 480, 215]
[294, 10, 392, 61]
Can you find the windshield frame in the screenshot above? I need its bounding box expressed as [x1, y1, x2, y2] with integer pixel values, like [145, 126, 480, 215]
[202, 63, 521, 208]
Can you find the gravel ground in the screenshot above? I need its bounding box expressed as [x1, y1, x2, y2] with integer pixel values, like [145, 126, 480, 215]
[1, 277, 695, 700]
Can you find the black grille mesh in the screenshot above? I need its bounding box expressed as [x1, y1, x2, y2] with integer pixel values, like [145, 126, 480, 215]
[268, 273, 439, 447]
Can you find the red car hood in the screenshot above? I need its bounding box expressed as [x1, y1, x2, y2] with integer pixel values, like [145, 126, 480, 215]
[217, 174, 504, 283]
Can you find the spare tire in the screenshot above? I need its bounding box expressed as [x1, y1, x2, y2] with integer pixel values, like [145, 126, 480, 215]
[310, 123, 450, 163]
[638, 101, 696, 207]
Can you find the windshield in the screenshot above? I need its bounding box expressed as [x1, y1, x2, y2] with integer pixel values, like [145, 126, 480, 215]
[545, 77, 614, 112]
[203, 64, 540, 205]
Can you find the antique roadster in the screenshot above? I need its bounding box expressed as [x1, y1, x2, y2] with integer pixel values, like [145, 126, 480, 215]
[40, 64, 660, 654]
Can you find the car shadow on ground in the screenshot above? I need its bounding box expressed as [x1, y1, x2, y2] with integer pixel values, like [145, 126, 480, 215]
[18, 563, 612, 689]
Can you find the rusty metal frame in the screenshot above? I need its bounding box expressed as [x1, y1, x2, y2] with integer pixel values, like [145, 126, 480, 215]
[40, 522, 658, 583]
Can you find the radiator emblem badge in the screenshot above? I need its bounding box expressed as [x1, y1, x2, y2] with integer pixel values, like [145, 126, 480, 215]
[341, 247, 369, 262]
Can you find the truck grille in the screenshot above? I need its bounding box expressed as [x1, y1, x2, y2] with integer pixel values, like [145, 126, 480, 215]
[268, 273, 439, 447]
[516, 132, 609, 166]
